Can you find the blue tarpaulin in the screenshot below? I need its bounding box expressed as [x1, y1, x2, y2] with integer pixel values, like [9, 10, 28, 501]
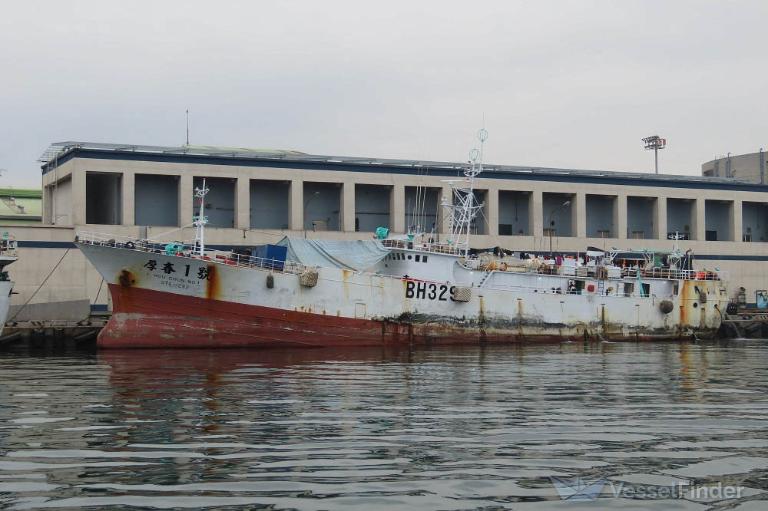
[251, 244, 287, 270]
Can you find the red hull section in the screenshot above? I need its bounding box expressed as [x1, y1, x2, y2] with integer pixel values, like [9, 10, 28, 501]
[100, 284, 400, 349]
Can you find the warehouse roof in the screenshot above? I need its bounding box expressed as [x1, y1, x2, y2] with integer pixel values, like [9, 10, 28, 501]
[39, 140, 764, 191]
[0, 188, 42, 224]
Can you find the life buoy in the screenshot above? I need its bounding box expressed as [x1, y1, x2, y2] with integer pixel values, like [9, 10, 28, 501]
[125, 241, 135, 250]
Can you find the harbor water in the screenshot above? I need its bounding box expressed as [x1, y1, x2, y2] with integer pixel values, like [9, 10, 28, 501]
[2, 341, 768, 510]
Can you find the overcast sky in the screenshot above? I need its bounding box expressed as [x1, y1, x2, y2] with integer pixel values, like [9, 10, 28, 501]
[1, 0, 766, 187]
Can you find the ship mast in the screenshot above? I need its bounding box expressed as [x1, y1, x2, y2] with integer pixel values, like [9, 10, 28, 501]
[193, 178, 209, 256]
[443, 128, 488, 257]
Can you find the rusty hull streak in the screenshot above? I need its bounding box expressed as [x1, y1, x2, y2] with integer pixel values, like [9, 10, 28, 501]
[118, 269, 136, 288]
[205, 264, 220, 300]
[680, 280, 691, 326]
[478, 295, 487, 342]
[678, 279, 711, 329]
[516, 298, 526, 341]
[342, 269, 352, 299]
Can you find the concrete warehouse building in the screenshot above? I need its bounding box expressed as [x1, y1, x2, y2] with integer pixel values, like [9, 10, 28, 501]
[9, 140, 768, 316]
[702, 150, 768, 184]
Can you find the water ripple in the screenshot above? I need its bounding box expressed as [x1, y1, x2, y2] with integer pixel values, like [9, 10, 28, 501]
[1, 341, 768, 509]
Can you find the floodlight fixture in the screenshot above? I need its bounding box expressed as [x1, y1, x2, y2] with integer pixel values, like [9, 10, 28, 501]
[642, 135, 667, 174]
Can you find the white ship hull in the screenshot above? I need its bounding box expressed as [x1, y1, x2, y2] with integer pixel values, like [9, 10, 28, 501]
[77, 240, 728, 349]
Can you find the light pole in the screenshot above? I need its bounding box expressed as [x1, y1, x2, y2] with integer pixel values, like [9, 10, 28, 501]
[642, 135, 667, 174]
[549, 200, 571, 256]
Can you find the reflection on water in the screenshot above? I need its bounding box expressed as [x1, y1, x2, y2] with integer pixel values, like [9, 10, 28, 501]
[2, 341, 768, 509]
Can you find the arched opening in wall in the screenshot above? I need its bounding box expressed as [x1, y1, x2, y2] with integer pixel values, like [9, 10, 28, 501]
[705, 199, 733, 241]
[667, 198, 694, 240]
[192, 177, 235, 228]
[586, 194, 617, 238]
[742, 202, 768, 242]
[250, 180, 289, 229]
[85, 172, 122, 225]
[48, 176, 72, 225]
[303, 182, 341, 231]
[498, 190, 531, 236]
[135, 174, 179, 227]
[542, 192, 575, 237]
[627, 196, 657, 239]
[404, 186, 439, 235]
[355, 184, 391, 232]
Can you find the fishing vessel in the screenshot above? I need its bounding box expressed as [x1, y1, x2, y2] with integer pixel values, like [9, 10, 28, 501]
[0, 234, 18, 336]
[76, 131, 729, 348]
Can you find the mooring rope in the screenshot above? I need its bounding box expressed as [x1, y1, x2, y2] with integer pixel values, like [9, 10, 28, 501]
[8, 248, 71, 322]
[149, 223, 195, 240]
[93, 277, 105, 307]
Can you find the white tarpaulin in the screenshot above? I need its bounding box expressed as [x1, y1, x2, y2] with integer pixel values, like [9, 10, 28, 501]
[277, 237, 390, 271]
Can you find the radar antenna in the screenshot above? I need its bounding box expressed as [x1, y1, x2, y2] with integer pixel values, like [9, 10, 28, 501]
[443, 128, 488, 257]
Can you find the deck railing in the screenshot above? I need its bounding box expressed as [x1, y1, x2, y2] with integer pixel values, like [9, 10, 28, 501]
[381, 238, 465, 256]
[75, 231, 307, 275]
[482, 282, 642, 298]
[464, 260, 722, 281]
[382, 239, 722, 282]
[554, 266, 722, 281]
[620, 267, 721, 281]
